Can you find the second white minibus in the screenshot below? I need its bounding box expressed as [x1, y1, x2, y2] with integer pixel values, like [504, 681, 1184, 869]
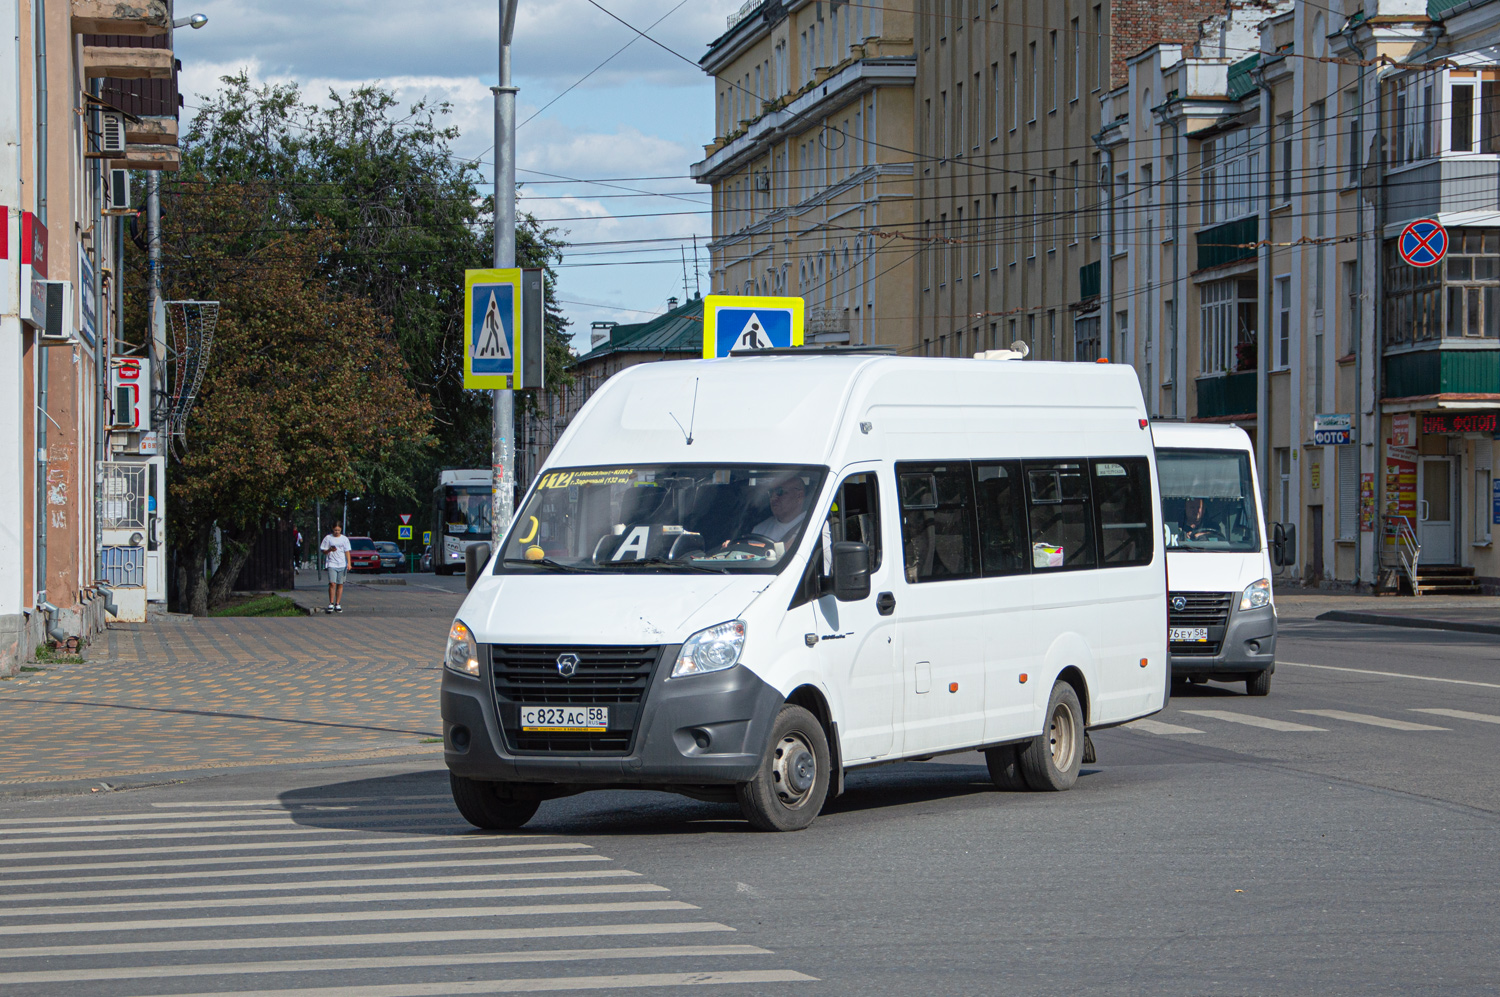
[442, 354, 1169, 831]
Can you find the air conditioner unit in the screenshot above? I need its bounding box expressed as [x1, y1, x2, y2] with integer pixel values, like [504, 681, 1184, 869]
[109, 169, 130, 210]
[99, 111, 127, 154]
[38, 281, 76, 345]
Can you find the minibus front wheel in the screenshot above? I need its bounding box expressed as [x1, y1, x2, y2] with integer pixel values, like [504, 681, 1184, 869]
[1018, 681, 1085, 792]
[736, 704, 831, 832]
[450, 773, 541, 830]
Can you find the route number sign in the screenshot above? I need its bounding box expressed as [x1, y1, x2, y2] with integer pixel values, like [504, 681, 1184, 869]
[1398, 219, 1447, 268]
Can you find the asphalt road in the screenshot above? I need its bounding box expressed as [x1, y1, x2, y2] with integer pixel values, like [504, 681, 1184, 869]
[1, 615, 1496, 997]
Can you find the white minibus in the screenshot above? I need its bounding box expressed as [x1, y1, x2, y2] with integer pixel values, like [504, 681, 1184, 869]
[1152, 423, 1277, 695]
[442, 354, 1169, 831]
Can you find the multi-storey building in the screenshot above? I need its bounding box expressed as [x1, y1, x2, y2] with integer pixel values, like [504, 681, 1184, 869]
[692, 0, 918, 351]
[1, 0, 184, 673]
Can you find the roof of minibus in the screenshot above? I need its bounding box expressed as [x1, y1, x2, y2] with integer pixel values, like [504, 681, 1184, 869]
[548, 355, 1149, 469]
[1151, 421, 1254, 451]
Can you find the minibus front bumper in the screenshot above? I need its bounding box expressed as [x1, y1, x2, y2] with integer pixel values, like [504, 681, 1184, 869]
[1169, 603, 1276, 680]
[441, 644, 784, 790]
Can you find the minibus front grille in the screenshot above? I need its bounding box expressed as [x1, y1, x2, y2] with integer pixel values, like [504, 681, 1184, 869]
[488, 644, 662, 755]
[1168, 592, 1233, 656]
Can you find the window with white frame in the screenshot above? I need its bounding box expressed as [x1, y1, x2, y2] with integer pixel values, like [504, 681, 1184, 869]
[1201, 128, 1256, 225]
[1276, 275, 1291, 369]
[1474, 444, 1493, 544]
[1201, 278, 1258, 374]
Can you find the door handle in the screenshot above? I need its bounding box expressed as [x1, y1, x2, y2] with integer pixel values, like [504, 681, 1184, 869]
[1418, 500, 1429, 522]
[876, 591, 896, 616]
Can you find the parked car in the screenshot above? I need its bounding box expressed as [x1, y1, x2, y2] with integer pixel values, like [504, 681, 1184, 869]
[419, 545, 433, 572]
[373, 540, 405, 573]
[346, 536, 382, 573]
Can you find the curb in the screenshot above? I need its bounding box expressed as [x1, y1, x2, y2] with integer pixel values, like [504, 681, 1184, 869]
[1316, 609, 1500, 636]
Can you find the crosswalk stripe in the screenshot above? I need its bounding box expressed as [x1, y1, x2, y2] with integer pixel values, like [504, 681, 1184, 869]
[0, 805, 453, 828]
[1293, 709, 1448, 731]
[0, 901, 700, 936]
[0, 944, 773, 985]
[1125, 718, 1205, 735]
[2, 882, 670, 918]
[1180, 710, 1327, 732]
[6, 836, 560, 863]
[2, 868, 640, 902]
[6, 852, 607, 886]
[149, 796, 451, 808]
[1413, 707, 1500, 725]
[3, 826, 482, 848]
[0, 922, 738, 960]
[0, 814, 467, 837]
[113, 969, 818, 995]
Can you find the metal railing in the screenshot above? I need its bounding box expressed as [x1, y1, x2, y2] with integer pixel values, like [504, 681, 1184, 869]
[1382, 515, 1421, 595]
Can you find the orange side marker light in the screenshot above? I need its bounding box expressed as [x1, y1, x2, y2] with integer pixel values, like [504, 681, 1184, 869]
[1018, 673, 1028, 684]
[1140, 658, 1149, 668]
[949, 682, 958, 693]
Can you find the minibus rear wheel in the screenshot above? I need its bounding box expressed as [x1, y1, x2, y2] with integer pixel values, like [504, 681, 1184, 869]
[736, 704, 831, 832]
[1018, 682, 1084, 792]
[449, 773, 541, 830]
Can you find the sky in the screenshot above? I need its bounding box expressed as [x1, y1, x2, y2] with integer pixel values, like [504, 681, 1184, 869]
[172, 0, 745, 350]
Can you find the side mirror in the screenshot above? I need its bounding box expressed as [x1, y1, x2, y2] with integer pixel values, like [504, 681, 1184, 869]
[465, 542, 492, 591]
[831, 541, 871, 602]
[1271, 523, 1296, 567]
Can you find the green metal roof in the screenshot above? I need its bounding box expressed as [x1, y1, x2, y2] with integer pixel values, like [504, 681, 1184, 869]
[1429, 0, 1497, 16]
[573, 296, 704, 366]
[1227, 54, 1259, 101]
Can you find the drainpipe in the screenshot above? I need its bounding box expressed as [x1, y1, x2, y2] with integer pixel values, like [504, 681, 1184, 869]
[1092, 124, 1114, 360]
[1340, 17, 1370, 587]
[1253, 62, 1275, 523]
[39, 602, 67, 644]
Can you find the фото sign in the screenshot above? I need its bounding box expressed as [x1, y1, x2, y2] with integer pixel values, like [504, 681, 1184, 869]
[1421, 411, 1500, 435]
[1313, 413, 1353, 446]
[702, 294, 804, 358]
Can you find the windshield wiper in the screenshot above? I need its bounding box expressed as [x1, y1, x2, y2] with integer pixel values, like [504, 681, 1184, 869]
[602, 557, 729, 574]
[501, 557, 601, 573]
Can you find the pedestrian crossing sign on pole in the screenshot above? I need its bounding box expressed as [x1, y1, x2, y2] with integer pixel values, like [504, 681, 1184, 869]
[464, 268, 522, 388]
[397, 524, 413, 540]
[702, 294, 804, 358]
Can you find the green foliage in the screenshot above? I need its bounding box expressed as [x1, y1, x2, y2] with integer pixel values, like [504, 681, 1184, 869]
[209, 594, 306, 618]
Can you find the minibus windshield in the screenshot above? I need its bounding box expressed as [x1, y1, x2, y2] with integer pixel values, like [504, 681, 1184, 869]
[1157, 448, 1262, 552]
[499, 464, 827, 574]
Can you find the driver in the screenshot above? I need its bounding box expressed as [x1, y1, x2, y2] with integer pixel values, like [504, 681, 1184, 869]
[751, 474, 808, 543]
[1180, 497, 1217, 540]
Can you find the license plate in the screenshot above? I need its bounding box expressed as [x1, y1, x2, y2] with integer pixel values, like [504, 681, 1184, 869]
[1170, 627, 1209, 643]
[520, 706, 609, 731]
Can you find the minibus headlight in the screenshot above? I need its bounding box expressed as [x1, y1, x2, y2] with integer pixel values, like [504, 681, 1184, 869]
[1240, 578, 1272, 611]
[672, 620, 746, 678]
[445, 620, 481, 676]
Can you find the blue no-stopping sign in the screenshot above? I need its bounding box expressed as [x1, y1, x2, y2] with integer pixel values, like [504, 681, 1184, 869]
[1399, 219, 1448, 268]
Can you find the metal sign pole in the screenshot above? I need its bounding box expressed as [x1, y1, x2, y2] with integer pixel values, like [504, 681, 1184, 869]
[491, 0, 519, 546]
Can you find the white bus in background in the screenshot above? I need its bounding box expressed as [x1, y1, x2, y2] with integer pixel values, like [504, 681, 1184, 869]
[1153, 423, 1278, 696]
[430, 469, 492, 576]
[440, 353, 1171, 832]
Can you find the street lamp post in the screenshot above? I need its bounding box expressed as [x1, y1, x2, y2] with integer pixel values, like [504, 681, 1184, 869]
[491, 0, 519, 547]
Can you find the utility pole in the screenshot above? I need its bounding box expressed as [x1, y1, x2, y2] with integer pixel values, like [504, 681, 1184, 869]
[492, 0, 519, 544]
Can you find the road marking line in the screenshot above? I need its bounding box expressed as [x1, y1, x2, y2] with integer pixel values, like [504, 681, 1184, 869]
[1, 826, 475, 847]
[1293, 709, 1448, 731]
[1124, 718, 1205, 735]
[1278, 661, 1500, 690]
[109, 969, 818, 996]
[149, 796, 450, 808]
[0, 944, 773, 985]
[1413, 708, 1500, 724]
[1, 869, 640, 903]
[0, 900, 700, 936]
[6, 853, 607, 887]
[2, 883, 670, 918]
[4, 836, 567, 865]
[0, 805, 453, 828]
[1180, 710, 1327, 732]
[0, 814, 465, 837]
[0, 922, 737, 960]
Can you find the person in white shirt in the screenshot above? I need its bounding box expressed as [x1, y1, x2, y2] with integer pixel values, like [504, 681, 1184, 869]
[320, 522, 352, 613]
[752, 475, 809, 543]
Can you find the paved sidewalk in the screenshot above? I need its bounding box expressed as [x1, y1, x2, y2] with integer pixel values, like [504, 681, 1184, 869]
[1274, 581, 1500, 634]
[0, 578, 463, 794]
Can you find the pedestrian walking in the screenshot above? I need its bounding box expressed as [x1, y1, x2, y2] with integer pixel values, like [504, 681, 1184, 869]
[320, 522, 351, 613]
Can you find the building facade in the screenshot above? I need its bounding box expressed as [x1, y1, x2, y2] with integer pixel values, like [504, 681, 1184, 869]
[1, 0, 183, 673]
[692, 0, 919, 351]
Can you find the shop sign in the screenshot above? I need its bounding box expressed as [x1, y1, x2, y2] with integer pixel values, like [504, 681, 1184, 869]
[1390, 413, 1413, 447]
[1360, 473, 1376, 532]
[1494, 478, 1500, 527]
[1385, 446, 1419, 540]
[1313, 413, 1353, 446]
[1421, 411, 1500, 435]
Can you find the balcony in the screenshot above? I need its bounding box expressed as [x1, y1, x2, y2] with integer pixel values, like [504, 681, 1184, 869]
[1384, 348, 1500, 399]
[1196, 216, 1258, 271]
[1078, 260, 1100, 301]
[71, 0, 169, 36]
[83, 45, 173, 79]
[1194, 370, 1257, 420]
[807, 306, 850, 344]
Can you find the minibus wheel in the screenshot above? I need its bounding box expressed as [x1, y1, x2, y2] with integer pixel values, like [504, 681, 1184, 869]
[736, 704, 830, 832]
[449, 773, 541, 830]
[984, 744, 1028, 790]
[1018, 682, 1084, 792]
[1245, 669, 1272, 697]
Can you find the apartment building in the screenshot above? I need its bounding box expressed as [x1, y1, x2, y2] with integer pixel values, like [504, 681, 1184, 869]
[1, 0, 183, 673]
[1102, 0, 1500, 591]
[691, 0, 918, 351]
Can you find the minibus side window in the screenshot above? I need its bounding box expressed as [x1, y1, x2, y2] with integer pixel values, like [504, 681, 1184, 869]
[897, 463, 978, 583]
[974, 462, 1029, 575]
[1092, 458, 1154, 566]
[822, 472, 883, 571]
[1024, 462, 1097, 570]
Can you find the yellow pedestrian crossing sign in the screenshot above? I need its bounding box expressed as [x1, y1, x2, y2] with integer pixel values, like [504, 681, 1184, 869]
[464, 269, 522, 388]
[397, 524, 413, 540]
[703, 295, 804, 358]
